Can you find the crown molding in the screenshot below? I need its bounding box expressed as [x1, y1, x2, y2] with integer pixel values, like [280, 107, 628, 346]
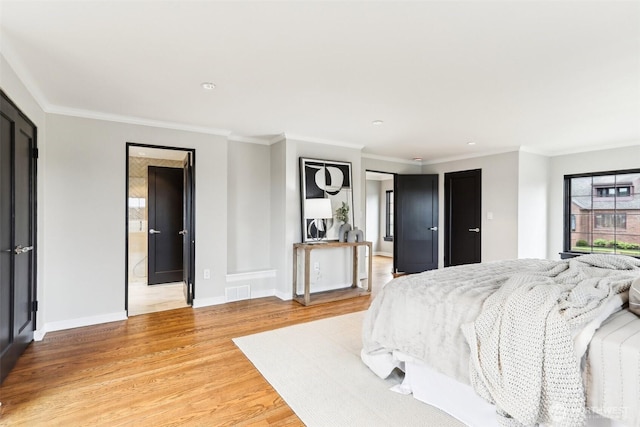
[541, 140, 640, 157]
[361, 152, 422, 166]
[0, 47, 50, 112]
[421, 147, 522, 166]
[285, 133, 364, 150]
[46, 105, 232, 137]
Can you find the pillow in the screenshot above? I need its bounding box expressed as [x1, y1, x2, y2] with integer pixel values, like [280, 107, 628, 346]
[630, 277, 640, 316]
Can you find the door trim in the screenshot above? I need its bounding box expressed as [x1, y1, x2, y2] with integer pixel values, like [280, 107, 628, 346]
[125, 142, 196, 313]
[444, 168, 481, 267]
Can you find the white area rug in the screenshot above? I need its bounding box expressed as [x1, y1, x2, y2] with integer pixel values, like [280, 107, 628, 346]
[233, 311, 463, 427]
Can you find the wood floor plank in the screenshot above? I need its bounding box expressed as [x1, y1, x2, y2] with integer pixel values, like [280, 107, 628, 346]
[0, 256, 393, 426]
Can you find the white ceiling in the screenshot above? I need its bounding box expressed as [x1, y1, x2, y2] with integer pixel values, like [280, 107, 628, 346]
[1, 1, 638, 162]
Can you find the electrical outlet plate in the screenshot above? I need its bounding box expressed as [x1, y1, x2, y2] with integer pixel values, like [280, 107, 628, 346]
[203, 269, 211, 279]
[314, 262, 320, 271]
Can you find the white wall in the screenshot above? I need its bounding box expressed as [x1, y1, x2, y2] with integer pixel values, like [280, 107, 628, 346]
[378, 179, 394, 255]
[547, 144, 640, 259]
[518, 151, 550, 259]
[423, 151, 520, 267]
[44, 114, 228, 327]
[286, 139, 364, 296]
[227, 141, 271, 272]
[365, 180, 380, 252]
[0, 53, 47, 332]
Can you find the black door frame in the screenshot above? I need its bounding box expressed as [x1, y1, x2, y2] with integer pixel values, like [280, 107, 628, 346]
[125, 142, 196, 313]
[394, 174, 439, 273]
[444, 168, 481, 267]
[0, 89, 38, 384]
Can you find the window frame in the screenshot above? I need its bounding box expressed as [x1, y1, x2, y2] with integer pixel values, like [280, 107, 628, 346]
[384, 190, 394, 242]
[563, 168, 640, 258]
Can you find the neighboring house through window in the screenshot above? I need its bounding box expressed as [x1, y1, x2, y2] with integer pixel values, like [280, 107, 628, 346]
[564, 169, 640, 257]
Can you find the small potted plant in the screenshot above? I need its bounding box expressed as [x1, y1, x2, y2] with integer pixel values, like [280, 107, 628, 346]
[336, 202, 352, 242]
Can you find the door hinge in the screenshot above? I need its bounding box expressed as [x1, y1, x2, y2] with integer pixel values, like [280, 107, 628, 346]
[32, 300, 38, 312]
[32, 148, 39, 159]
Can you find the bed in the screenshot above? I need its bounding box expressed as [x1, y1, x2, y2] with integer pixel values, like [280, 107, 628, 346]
[361, 254, 640, 427]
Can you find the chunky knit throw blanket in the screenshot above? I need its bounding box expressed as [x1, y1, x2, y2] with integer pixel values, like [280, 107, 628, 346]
[461, 254, 640, 427]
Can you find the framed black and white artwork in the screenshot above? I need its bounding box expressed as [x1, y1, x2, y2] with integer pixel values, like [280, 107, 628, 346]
[299, 157, 354, 242]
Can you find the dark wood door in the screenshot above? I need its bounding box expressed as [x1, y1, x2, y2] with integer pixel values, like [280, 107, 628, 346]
[0, 91, 37, 384]
[148, 166, 184, 285]
[394, 174, 439, 274]
[445, 169, 481, 267]
[182, 153, 194, 304]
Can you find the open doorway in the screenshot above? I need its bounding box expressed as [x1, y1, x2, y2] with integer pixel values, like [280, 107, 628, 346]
[365, 171, 395, 291]
[126, 143, 195, 316]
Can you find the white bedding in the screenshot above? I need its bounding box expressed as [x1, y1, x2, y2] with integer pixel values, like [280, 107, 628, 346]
[362, 255, 640, 427]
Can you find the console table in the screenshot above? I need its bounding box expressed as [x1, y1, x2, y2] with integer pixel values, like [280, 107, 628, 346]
[292, 241, 373, 306]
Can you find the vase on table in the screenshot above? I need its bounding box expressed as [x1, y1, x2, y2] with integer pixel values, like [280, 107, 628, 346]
[338, 223, 352, 242]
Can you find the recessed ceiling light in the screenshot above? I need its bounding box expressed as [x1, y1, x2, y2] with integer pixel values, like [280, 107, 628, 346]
[372, 120, 384, 126]
[467, 141, 476, 146]
[201, 82, 216, 90]
[413, 157, 423, 162]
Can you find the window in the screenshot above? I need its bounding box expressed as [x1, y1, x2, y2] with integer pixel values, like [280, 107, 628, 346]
[384, 190, 393, 241]
[595, 185, 632, 198]
[594, 213, 626, 229]
[564, 169, 640, 257]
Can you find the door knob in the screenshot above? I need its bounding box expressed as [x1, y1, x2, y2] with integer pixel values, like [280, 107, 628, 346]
[178, 230, 188, 235]
[468, 228, 480, 233]
[13, 245, 33, 254]
[149, 229, 161, 234]
[428, 226, 438, 231]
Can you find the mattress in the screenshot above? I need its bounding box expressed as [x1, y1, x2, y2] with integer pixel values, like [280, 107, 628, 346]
[585, 309, 640, 426]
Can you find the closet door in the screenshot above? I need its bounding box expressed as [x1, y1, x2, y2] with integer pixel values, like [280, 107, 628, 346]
[0, 90, 37, 384]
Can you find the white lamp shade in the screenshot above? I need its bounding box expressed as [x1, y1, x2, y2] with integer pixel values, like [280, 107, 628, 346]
[304, 198, 333, 219]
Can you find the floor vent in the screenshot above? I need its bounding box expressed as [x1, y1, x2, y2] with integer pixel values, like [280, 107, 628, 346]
[225, 285, 251, 302]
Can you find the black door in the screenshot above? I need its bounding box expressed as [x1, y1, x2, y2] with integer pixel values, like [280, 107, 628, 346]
[394, 174, 439, 274]
[1, 91, 37, 384]
[445, 169, 481, 267]
[148, 166, 184, 285]
[182, 153, 194, 304]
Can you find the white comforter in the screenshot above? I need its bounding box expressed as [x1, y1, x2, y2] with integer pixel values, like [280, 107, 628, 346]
[362, 255, 640, 427]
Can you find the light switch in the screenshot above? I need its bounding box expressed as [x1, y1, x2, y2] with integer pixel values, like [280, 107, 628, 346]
[487, 212, 494, 220]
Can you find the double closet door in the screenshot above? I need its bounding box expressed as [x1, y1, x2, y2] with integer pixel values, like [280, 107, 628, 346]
[0, 90, 37, 384]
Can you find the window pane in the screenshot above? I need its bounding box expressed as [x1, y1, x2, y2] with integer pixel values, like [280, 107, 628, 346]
[570, 177, 593, 196]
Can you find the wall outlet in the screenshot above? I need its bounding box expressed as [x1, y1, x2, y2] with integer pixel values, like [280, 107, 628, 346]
[314, 262, 320, 271]
[203, 268, 211, 279]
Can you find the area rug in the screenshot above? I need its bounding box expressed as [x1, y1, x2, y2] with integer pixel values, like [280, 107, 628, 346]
[233, 311, 463, 427]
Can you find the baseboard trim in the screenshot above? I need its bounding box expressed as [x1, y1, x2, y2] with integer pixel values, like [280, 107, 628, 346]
[39, 311, 128, 339]
[192, 296, 226, 308]
[275, 289, 292, 301]
[251, 288, 276, 299]
[226, 269, 277, 283]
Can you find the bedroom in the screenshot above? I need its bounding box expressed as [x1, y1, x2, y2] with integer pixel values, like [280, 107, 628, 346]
[1, 0, 639, 425]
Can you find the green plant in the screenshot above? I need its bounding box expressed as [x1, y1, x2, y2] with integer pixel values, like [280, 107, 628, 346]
[575, 239, 589, 247]
[335, 202, 350, 223]
[593, 238, 608, 247]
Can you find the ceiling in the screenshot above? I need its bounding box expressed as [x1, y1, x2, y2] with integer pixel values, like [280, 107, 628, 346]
[1, 1, 638, 163]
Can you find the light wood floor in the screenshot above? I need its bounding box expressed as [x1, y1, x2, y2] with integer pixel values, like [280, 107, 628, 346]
[0, 256, 393, 426]
[128, 280, 188, 316]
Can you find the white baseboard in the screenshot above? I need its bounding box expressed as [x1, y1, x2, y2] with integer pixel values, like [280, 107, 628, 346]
[192, 296, 226, 308]
[226, 269, 277, 282]
[37, 311, 128, 340]
[194, 288, 280, 307]
[251, 288, 276, 299]
[34, 329, 47, 341]
[275, 289, 292, 301]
